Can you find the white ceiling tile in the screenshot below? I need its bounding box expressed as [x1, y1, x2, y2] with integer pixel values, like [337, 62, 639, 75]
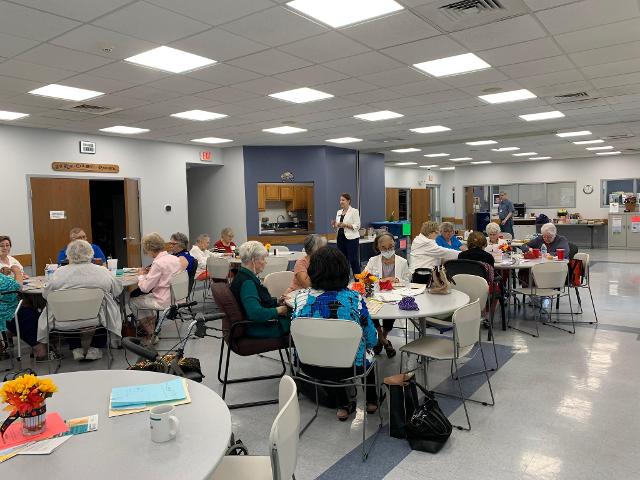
[325, 51, 404, 77]
[523, 0, 577, 10]
[146, 0, 275, 26]
[89, 61, 171, 83]
[440, 68, 509, 88]
[61, 74, 134, 93]
[115, 85, 183, 102]
[234, 96, 285, 111]
[591, 72, 640, 89]
[387, 79, 451, 96]
[2, 93, 77, 108]
[147, 76, 218, 94]
[274, 65, 348, 86]
[341, 89, 404, 104]
[187, 64, 261, 86]
[93, 1, 210, 44]
[228, 49, 311, 75]
[360, 68, 429, 88]
[11, 0, 133, 21]
[278, 31, 370, 63]
[0, 33, 39, 58]
[316, 78, 379, 96]
[0, 59, 75, 83]
[234, 76, 298, 95]
[196, 86, 261, 103]
[535, 0, 639, 35]
[380, 35, 468, 65]
[221, 6, 327, 47]
[0, 1, 79, 41]
[451, 15, 547, 51]
[14, 44, 113, 72]
[533, 80, 592, 97]
[479, 38, 563, 67]
[51, 25, 158, 60]
[171, 29, 268, 62]
[341, 11, 440, 49]
[581, 58, 640, 79]
[517, 69, 585, 88]
[554, 18, 640, 53]
[499, 56, 574, 79]
[0, 74, 42, 94]
[570, 41, 640, 67]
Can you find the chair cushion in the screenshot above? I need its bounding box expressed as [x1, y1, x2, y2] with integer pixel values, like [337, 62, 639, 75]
[211, 283, 246, 338]
[232, 334, 290, 356]
[211, 455, 272, 480]
[400, 336, 473, 360]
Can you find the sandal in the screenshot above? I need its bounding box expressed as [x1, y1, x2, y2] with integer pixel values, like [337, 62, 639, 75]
[384, 340, 396, 359]
[366, 391, 386, 414]
[372, 341, 383, 355]
[337, 401, 357, 421]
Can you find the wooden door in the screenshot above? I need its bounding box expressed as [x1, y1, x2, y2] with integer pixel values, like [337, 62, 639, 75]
[31, 177, 91, 275]
[124, 178, 142, 267]
[464, 187, 475, 230]
[265, 184, 280, 201]
[410, 188, 431, 239]
[293, 186, 307, 210]
[306, 187, 315, 232]
[257, 185, 266, 211]
[279, 185, 294, 201]
[385, 188, 399, 221]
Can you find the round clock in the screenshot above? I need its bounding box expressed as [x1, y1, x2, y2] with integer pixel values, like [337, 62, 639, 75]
[583, 185, 594, 194]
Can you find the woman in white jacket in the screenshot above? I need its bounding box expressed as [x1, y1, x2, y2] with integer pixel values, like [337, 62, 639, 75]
[332, 193, 361, 275]
[364, 231, 410, 358]
[410, 221, 460, 274]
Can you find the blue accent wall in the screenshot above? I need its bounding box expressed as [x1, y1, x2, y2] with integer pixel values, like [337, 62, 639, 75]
[358, 152, 386, 227]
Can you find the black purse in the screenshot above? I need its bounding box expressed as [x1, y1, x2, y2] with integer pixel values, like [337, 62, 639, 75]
[406, 388, 453, 453]
[384, 372, 420, 439]
[411, 268, 433, 285]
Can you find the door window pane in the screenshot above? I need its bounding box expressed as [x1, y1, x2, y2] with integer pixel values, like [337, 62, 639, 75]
[603, 179, 634, 205]
[547, 182, 576, 208]
[518, 183, 547, 207]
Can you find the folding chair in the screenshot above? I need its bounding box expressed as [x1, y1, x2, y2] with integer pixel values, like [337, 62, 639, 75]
[264, 271, 294, 299]
[259, 257, 289, 280]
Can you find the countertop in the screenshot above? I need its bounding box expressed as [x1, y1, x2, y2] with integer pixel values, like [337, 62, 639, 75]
[258, 229, 312, 236]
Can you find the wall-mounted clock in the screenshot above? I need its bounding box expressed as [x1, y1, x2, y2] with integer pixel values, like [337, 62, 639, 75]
[582, 185, 594, 194]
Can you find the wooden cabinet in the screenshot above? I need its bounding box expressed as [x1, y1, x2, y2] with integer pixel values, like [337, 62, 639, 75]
[385, 188, 399, 221]
[291, 186, 307, 210]
[257, 185, 266, 211]
[279, 185, 294, 201]
[265, 184, 280, 201]
[306, 187, 315, 231]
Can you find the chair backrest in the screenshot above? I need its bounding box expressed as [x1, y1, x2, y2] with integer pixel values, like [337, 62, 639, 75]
[500, 232, 513, 240]
[259, 257, 290, 279]
[264, 271, 295, 298]
[46, 288, 104, 322]
[206, 256, 230, 281]
[452, 299, 481, 352]
[568, 242, 579, 259]
[573, 252, 589, 284]
[269, 375, 300, 480]
[211, 283, 244, 340]
[444, 259, 490, 282]
[170, 271, 190, 304]
[452, 274, 488, 307]
[531, 262, 568, 289]
[270, 245, 289, 252]
[290, 317, 362, 368]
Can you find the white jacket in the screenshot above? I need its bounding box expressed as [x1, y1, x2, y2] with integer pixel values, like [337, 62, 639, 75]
[335, 206, 361, 240]
[364, 254, 410, 283]
[409, 234, 460, 272]
[189, 245, 213, 276]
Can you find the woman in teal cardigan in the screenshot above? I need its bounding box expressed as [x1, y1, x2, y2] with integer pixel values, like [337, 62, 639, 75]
[229, 241, 290, 338]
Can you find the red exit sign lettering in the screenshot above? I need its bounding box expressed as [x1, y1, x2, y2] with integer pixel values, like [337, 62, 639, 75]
[200, 151, 212, 161]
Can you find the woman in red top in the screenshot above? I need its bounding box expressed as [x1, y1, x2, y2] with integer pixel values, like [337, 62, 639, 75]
[214, 227, 237, 255]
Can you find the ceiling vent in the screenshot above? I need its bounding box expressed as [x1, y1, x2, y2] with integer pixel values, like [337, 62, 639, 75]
[59, 103, 122, 115]
[604, 133, 635, 140]
[414, 0, 529, 33]
[548, 91, 602, 105]
[553, 92, 589, 100]
[371, 137, 407, 143]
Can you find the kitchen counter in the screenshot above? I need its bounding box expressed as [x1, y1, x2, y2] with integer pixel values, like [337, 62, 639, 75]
[258, 230, 312, 236]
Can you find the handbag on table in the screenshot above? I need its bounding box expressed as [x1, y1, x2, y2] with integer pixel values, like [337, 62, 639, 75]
[428, 265, 454, 295]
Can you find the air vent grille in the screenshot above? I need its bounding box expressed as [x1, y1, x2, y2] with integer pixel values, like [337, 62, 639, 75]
[59, 103, 122, 115]
[553, 92, 589, 99]
[439, 0, 505, 21]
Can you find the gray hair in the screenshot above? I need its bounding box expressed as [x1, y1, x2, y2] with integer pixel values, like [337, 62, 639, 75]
[440, 222, 454, 233]
[221, 227, 234, 238]
[486, 222, 501, 235]
[66, 240, 94, 264]
[303, 234, 327, 255]
[238, 241, 268, 264]
[195, 233, 210, 243]
[373, 231, 395, 253]
[541, 223, 557, 236]
[142, 233, 165, 254]
[170, 232, 189, 250]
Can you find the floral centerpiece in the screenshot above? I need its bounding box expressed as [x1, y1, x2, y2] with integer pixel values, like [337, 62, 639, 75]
[352, 271, 379, 298]
[264, 243, 271, 252]
[499, 243, 513, 258]
[557, 209, 568, 223]
[0, 374, 57, 436]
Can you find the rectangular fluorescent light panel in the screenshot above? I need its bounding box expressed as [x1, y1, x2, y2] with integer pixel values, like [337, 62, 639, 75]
[392, 148, 421, 153]
[466, 140, 497, 145]
[440, 166, 455, 170]
[262, 126, 307, 134]
[512, 152, 537, 156]
[519, 111, 565, 121]
[478, 89, 536, 104]
[471, 161, 492, 164]
[424, 153, 449, 158]
[395, 162, 417, 166]
[0, 110, 29, 120]
[574, 139, 604, 145]
[492, 147, 519, 152]
[596, 151, 621, 155]
[450, 157, 472, 162]
[586, 146, 613, 151]
[191, 137, 233, 144]
[125, 46, 216, 73]
[286, 0, 404, 28]
[29, 84, 104, 101]
[529, 156, 551, 160]
[556, 130, 591, 138]
[326, 137, 362, 144]
[420, 165, 439, 168]
[269, 87, 333, 104]
[100, 126, 149, 134]
[354, 110, 403, 121]
[410, 125, 451, 134]
[413, 53, 490, 78]
[171, 110, 227, 121]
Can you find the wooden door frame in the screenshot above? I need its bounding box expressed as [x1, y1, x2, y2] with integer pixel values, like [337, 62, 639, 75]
[26, 174, 143, 271]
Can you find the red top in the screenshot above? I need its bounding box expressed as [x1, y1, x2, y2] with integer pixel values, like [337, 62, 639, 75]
[214, 239, 236, 254]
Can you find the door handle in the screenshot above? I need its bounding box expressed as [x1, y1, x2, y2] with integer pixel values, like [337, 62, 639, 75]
[123, 237, 136, 241]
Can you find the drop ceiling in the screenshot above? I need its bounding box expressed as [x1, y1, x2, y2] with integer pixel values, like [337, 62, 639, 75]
[0, 0, 639, 168]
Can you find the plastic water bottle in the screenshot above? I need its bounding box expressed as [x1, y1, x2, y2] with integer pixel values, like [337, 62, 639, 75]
[45, 264, 54, 281]
[540, 244, 547, 262]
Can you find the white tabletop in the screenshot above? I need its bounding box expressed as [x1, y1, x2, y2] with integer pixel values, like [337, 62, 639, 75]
[329, 237, 376, 244]
[21, 274, 139, 294]
[226, 251, 305, 264]
[493, 257, 569, 270]
[1, 370, 231, 479]
[371, 289, 470, 320]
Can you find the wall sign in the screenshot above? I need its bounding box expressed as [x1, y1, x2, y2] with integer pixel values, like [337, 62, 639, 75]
[52, 162, 119, 173]
[79, 140, 96, 154]
[49, 211, 66, 220]
[200, 151, 212, 161]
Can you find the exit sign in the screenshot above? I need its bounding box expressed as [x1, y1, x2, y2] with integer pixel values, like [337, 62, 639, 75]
[200, 151, 212, 161]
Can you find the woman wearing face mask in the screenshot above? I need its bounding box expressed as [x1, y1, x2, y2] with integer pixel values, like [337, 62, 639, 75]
[363, 232, 410, 358]
[229, 241, 291, 338]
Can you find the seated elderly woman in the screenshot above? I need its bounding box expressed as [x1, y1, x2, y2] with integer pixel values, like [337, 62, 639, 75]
[169, 232, 197, 279]
[285, 234, 327, 295]
[0, 235, 26, 284]
[435, 222, 467, 251]
[214, 227, 237, 255]
[459, 231, 495, 268]
[189, 233, 214, 281]
[130, 233, 183, 342]
[522, 222, 570, 255]
[229, 241, 290, 338]
[364, 231, 410, 358]
[37, 240, 123, 361]
[0, 267, 20, 356]
[292, 246, 379, 421]
[484, 222, 503, 254]
[410, 221, 460, 274]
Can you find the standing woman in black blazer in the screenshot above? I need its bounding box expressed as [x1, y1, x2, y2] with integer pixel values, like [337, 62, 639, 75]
[332, 193, 361, 275]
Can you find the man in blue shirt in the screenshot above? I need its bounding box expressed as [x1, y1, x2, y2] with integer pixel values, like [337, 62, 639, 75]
[497, 191, 515, 237]
[57, 227, 107, 264]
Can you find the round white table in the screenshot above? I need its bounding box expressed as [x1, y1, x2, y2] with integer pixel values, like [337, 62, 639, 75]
[1, 370, 231, 479]
[370, 289, 470, 320]
[226, 251, 305, 265]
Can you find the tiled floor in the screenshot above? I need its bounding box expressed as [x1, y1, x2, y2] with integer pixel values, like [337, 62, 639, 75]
[4, 248, 640, 480]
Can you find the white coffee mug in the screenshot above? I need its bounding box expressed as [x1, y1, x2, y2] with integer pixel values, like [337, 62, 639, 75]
[149, 404, 179, 443]
[107, 258, 118, 273]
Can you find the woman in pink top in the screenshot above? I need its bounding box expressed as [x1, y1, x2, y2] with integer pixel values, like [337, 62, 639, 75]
[129, 232, 182, 341]
[285, 234, 327, 295]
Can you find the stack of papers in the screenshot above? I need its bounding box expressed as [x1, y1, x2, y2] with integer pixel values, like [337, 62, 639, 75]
[109, 378, 191, 417]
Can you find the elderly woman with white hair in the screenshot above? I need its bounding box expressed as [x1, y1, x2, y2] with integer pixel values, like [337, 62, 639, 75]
[410, 221, 460, 273]
[229, 241, 290, 338]
[435, 222, 467, 251]
[37, 239, 123, 361]
[189, 233, 213, 280]
[523, 222, 570, 255]
[485, 222, 503, 254]
[284, 234, 327, 295]
[214, 227, 236, 255]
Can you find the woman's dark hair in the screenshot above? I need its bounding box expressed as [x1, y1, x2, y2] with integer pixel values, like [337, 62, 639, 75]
[0, 236, 11, 246]
[340, 193, 351, 202]
[308, 246, 350, 291]
[466, 231, 487, 249]
[373, 231, 394, 254]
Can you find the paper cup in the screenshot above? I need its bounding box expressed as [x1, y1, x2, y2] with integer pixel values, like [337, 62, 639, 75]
[107, 258, 118, 273]
[556, 248, 565, 260]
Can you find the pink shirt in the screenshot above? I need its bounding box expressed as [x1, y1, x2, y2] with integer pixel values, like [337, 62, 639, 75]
[285, 257, 310, 295]
[137, 251, 183, 307]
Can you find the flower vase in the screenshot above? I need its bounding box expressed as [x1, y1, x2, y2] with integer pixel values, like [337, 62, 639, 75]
[21, 404, 47, 436]
[502, 251, 511, 263]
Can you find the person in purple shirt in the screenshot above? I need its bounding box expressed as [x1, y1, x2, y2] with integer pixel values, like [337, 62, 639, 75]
[435, 222, 467, 251]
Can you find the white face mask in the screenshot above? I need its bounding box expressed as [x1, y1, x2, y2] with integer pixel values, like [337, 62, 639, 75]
[381, 249, 395, 259]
